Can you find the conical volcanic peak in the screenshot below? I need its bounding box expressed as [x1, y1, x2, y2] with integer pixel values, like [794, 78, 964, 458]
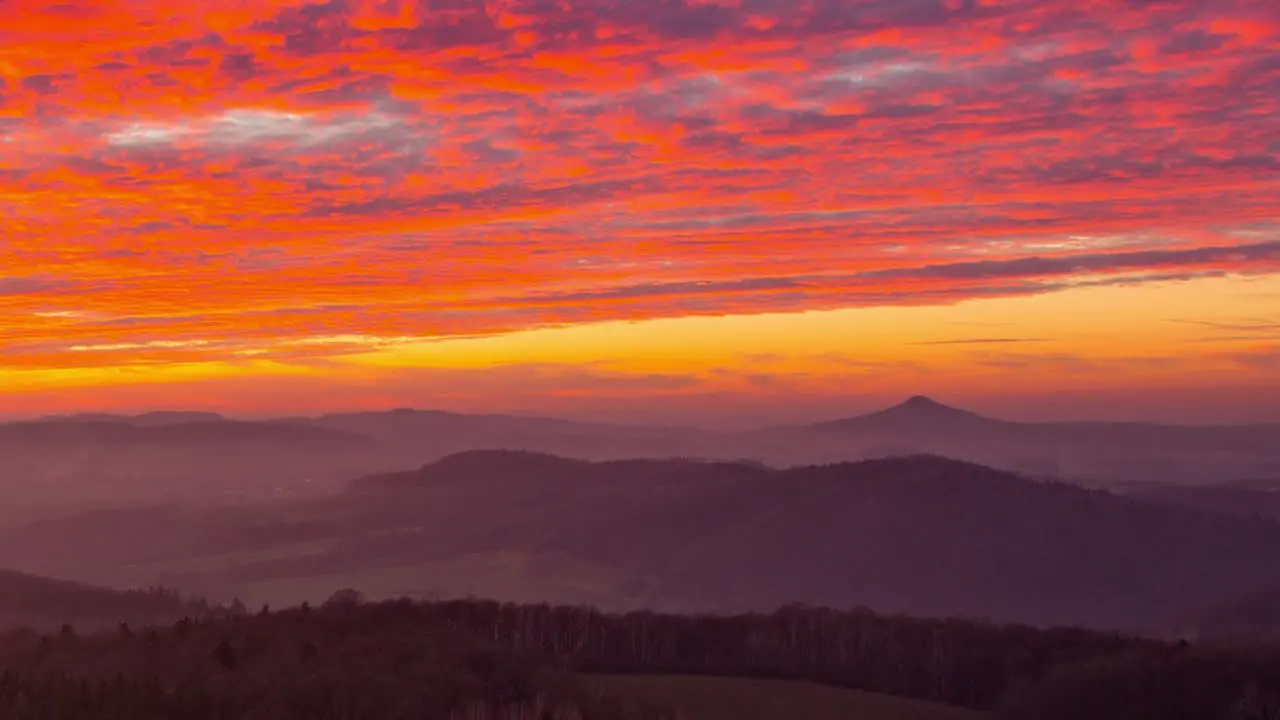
[811, 395, 995, 433]
[883, 396, 980, 419]
[899, 395, 952, 411]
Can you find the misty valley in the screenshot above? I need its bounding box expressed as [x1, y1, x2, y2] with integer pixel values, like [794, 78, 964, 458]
[1, 399, 1279, 718]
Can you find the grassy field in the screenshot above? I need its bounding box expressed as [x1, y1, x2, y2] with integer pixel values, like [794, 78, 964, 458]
[587, 675, 987, 720]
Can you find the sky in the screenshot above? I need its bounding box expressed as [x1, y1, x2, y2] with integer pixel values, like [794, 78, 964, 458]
[0, 0, 1277, 424]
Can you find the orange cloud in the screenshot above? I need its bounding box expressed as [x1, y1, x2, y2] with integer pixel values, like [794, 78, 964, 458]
[0, 0, 1277, 414]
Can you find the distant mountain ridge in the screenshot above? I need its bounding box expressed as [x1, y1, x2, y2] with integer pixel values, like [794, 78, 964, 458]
[310, 397, 1280, 485]
[4, 397, 1279, 500]
[41, 411, 229, 426]
[0, 418, 380, 501]
[1, 418, 370, 446]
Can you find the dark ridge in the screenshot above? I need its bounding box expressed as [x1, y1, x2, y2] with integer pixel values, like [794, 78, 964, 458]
[332, 450, 1280, 629]
[132, 411, 228, 425]
[0, 419, 374, 447]
[0, 569, 220, 632]
[350, 450, 591, 491]
[349, 450, 775, 492]
[348, 448, 1073, 494]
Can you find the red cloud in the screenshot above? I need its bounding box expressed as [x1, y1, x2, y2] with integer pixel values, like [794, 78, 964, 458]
[0, 0, 1276, 366]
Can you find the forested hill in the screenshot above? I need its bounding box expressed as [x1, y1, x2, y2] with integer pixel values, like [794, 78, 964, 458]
[0, 570, 220, 632]
[343, 452, 1280, 629]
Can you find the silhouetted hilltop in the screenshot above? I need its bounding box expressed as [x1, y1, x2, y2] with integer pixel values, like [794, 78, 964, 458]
[809, 396, 1006, 434]
[801, 396, 1280, 444]
[768, 396, 1280, 483]
[419, 449, 593, 478]
[308, 409, 719, 471]
[352, 450, 592, 492]
[351, 450, 768, 493]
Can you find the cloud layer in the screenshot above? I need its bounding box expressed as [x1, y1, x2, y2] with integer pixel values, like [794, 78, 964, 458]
[0, 0, 1277, 374]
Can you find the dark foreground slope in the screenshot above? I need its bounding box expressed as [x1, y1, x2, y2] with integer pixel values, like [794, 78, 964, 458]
[0, 570, 216, 632]
[5, 594, 1276, 720]
[5, 453, 1280, 630]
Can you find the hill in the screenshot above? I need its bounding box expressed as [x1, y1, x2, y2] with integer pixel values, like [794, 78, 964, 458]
[808, 395, 1005, 435]
[769, 396, 1280, 485]
[0, 569, 216, 632]
[8, 453, 1280, 630]
[307, 409, 723, 470]
[337, 452, 1280, 628]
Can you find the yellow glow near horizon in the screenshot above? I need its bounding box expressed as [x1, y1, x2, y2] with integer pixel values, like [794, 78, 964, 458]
[4, 274, 1276, 420]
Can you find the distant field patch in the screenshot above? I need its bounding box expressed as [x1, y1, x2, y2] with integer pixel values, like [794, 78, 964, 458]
[586, 675, 987, 720]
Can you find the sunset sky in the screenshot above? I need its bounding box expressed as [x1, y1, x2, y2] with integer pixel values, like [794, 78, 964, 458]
[1, 0, 1277, 424]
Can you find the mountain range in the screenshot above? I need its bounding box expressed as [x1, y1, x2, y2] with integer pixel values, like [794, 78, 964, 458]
[4, 396, 1277, 501]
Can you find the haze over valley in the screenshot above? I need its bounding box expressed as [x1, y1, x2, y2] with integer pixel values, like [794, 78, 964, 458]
[3, 397, 1280, 718]
[0, 397, 1276, 635]
[4, 396, 1277, 506]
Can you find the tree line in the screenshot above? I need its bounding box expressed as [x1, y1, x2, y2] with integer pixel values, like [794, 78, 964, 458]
[390, 597, 1280, 718]
[2, 594, 1279, 718]
[0, 597, 674, 720]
